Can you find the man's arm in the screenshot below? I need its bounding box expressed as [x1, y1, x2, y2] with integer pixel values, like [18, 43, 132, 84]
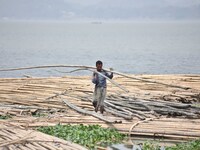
[92, 72, 98, 84]
[108, 72, 113, 79]
[105, 71, 113, 79]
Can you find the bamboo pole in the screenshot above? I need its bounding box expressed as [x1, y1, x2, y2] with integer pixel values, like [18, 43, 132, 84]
[89, 69, 129, 93]
[62, 98, 121, 123]
[0, 65, 95, 72]
[0, 133, 34, 147]
[128, 118, 155, 136]
[55, 68, 129, 93]
[0, 65, 190, 90]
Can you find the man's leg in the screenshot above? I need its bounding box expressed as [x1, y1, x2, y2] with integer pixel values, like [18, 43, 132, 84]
[100, 88, 106, 114]
[94, 87, 102, 112]
[93, 86, 98, 108]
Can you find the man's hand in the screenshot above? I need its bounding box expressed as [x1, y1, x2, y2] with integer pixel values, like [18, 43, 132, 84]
[109, 68, 114, 71]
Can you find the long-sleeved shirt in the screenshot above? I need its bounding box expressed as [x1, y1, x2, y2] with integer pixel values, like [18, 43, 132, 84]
[92, 70, 113, 88]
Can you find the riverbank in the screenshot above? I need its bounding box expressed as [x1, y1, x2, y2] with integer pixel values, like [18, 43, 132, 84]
[0, 74, 200, 149]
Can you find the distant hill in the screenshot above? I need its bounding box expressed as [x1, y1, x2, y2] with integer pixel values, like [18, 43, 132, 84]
[0, 0, 200, 21]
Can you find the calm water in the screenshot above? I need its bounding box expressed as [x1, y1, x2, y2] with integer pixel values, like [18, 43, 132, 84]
[0, 21, 200, 77]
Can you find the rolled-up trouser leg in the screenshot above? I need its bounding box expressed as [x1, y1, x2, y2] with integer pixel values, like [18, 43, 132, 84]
[93, 86, 98, 108]
[93, 87, 106, 112]
[93, 87, 101, 112]
[95, 87, 102, 112]
[100, 88, 106, 114]
[99, 88, 106, 107]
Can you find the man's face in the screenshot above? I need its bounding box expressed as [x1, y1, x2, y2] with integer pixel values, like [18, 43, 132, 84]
[96, 64, 102, 71]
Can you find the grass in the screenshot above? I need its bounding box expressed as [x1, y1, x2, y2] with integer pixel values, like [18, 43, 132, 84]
[0, 115, 11, 119]
[165, 139, 200, 150]
[32, 113, 47, 117]
[142, 141, 161, 150]
[37, 124, 125, 149]
[138, 139, 200, 150]
[192, 103, 200, 108]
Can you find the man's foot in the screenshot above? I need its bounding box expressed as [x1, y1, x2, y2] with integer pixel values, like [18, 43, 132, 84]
[100, 106, 105, 114]
[92, 101, 97, 108]
[95, 106, 98, 112]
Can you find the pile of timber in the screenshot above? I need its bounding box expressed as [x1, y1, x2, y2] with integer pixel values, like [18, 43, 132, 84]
[0, 65, 200, 140]
[0, 124, 87, 150]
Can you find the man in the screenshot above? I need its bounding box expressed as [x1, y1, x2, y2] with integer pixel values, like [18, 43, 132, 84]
[92, 60, 113, 114]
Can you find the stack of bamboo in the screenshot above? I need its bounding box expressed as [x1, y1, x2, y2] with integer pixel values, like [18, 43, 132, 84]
[0, 65, 200, 141]
[0, 124, 87, 150]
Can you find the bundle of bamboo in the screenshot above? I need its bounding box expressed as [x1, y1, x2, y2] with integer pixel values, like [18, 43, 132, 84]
[0, 124, 88, 150]
[0, 65, 200, 141]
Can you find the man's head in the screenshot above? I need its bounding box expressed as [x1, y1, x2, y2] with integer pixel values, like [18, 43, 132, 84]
[96, 60, 103, 71]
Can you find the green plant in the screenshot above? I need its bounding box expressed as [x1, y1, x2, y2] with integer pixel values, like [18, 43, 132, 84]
[0, 115, 11, 119]
[166, 139, 200, 150]
[37, 124, 125, 149]
[142, 141, 160, 150]
[32, 113, 47, 117]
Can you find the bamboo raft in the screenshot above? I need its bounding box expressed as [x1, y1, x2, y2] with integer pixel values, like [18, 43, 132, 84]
[0, 74, 200, 149]
[0, 124, 87, 150]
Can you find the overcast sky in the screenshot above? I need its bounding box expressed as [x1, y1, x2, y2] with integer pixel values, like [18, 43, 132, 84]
[64, 0, 200, 7]
[0, 0, 200, 21]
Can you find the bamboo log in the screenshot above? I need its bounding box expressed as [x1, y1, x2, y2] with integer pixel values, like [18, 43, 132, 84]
[31, 142, 49, 150]
[109, 100, 151, 111]
[0, 104, 45, 110]
[0, 75, 199, 141]
[104, 107, 133, 120]
[128, 118, 155, 136]
[62, 98, 121, 123]
[90, 69, 129, 93]
[57, 67, 191, 90]
[39, 143, 59, 150]
[109, 70, 191, 90]
[56, 68, 129, 93]
[19, 140, 86, 148]
[104, 101, 146, 120]
[0, 65, 96, 72]
[0, 134, 34, 147]
[129, 129, 200, 137]
[0, 65, 190, 90]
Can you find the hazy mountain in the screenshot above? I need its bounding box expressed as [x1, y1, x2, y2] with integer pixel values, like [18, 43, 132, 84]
[0, 0, 79, 20]
[0, 0, 200, 21]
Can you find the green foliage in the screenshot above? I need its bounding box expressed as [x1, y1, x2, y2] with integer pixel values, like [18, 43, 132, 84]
[131, 139, 200, 150]
[193, 103, 200, 108]
[140, 139, 200, 150]
[32, 113, 47, 117]
[37, 124, 125, 149]
[37, 124, 200, 150]
[166, 139, 200, 150]
[142, 141, 160, 150]
[0, 115, 11, 119]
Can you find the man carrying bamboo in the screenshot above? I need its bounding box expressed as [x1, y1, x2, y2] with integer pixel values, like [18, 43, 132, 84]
[92, 60, 113, 114]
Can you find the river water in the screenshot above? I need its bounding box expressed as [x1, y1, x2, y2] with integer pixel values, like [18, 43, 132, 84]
[0, 21, 200, 77]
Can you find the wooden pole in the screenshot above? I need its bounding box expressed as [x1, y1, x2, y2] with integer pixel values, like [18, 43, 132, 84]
[0, 65, 190, 90]
[89, 69, 129, 93]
